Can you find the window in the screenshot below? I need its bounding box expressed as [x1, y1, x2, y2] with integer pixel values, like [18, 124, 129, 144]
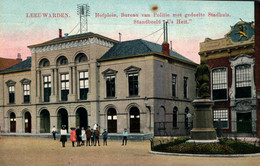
[79, 71, 89, 100]
[172, 74, 177, 97]
[128, 73, 138, 96]
[8, 86, 15, 104]
[212, 68, 227, 100]
[23, 84, 30, 103]
[213, 109, 229, 128]
[106, 76, 115, 97]
[185, 108, 189, 129]
[43, 75, 51, 102]
[183, 77, 188, 98]
[235, 65, 251, 98]
[39, 58, 50, 67]
[61, 73, 69, 101]
[173, 107, 178, 128]
[57, 56, 68, 66]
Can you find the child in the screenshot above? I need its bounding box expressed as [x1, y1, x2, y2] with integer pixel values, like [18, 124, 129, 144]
[70, 127, 76, 147]
[122, 128, 128, 146]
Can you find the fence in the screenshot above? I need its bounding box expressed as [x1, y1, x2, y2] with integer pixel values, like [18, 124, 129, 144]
[154, 120, 259, 137]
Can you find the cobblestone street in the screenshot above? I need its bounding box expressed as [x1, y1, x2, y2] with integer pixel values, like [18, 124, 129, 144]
[0, 136, 260, 166]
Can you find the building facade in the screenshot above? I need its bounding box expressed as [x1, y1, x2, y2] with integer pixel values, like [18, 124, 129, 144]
[0, 32, 197, 137]
[199, 20, 259, 136]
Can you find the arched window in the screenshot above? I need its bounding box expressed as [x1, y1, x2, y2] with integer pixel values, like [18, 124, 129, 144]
[173, 107, 178, 128]
[10, 112, 16, 132]
[39, 58, 50, 67]
[75, 53, 88, 63]
[107, 108, 117, 133]
[57, 56, 68, 66]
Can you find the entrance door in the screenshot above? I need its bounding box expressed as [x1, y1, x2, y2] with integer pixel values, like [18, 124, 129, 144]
[40, 110, 50, 133]
[25, 112, 32, 133]
[130, 107, 140, 133]
[76, 107, 88, 129]
[10, 112, 16, 132]
[237, 112, 252, 133]
[107, 108, 117, 133]
[57, 109, 68, 131]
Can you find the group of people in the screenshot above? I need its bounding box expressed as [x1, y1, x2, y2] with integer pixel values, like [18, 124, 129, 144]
[70, 126, 107, 147]
[54, 125, 128, 148]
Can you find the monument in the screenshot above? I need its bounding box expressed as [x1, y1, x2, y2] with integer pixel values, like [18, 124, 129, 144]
[188, 60, 218, 143]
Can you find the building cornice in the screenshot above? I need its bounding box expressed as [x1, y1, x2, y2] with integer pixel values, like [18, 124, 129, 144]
[28, 36, 117, 54]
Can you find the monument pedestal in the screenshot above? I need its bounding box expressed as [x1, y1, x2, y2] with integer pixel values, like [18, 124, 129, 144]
[189, 98, 218, 143]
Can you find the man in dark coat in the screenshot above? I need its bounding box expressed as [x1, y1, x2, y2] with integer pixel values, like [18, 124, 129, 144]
[76, 126, 82, 147]
[86, 126, 92, 146]
[102, 129, 108, 146]
[94, 128, 100, 146]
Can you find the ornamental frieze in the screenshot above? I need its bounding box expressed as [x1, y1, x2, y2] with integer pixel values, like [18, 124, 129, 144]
[30, 37, 114, 53]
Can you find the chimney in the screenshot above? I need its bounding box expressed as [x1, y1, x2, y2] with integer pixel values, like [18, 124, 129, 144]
[16, 53, 22, 60]
[59, 29, 62, 38]
[162, 21, 170, 56]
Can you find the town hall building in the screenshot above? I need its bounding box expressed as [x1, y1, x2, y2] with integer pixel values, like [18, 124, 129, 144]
[0, 30, 197, 137]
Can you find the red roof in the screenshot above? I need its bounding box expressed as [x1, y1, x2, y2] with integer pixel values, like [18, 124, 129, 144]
[0, 57, 22, 71]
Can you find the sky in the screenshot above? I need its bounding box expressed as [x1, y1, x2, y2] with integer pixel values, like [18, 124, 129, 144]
[0, 0, 254, 63]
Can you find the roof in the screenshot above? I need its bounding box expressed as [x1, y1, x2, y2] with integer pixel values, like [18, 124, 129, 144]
[100, 39, 195, 63]
[28, 32, 118, 48]
[0, 57, 22, 71]
[2, 58, 31, 72]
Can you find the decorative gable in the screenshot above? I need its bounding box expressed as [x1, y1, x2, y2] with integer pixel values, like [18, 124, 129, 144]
[5, 80, 16, 86]
[102, 68, 118, 78]
[124, 66, 141, 74]
[20, 78, 31, 84]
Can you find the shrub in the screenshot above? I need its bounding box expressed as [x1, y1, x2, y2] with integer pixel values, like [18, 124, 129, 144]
[152, 138, 260, 154]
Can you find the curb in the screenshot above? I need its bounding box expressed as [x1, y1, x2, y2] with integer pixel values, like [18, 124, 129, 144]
[150, 150, 260, 158]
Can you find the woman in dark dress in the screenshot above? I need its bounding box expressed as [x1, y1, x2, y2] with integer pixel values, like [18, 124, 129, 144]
[60, 125, 67, 147]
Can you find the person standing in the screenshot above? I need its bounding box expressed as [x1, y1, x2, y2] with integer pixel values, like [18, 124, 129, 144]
[81, 127, 86, 145]
[70, 127, 76, 147]
[122, 128, 128, 146]
[51, 125, 57, 140]
[60, 125, 67, 147]
[91, 129, 95, 146]
[102, 129, 108, 146]
[94, 128, 100, 146]
[76, 126, 81, 147]
[86, 126, 91, 146]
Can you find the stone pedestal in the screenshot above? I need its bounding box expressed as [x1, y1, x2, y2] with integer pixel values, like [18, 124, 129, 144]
[190, 98, 217, 141]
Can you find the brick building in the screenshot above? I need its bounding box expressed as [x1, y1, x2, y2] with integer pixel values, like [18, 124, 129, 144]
[199, 16, 259, 137]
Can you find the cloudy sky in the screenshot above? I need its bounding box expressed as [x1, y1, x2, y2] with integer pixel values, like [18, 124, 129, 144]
[0, 0, 254, 63]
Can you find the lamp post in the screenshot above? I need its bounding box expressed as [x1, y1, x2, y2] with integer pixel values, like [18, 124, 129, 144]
[144, 96, 151, 132]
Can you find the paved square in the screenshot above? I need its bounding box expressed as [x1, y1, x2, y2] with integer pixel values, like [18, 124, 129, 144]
[0, 136, 260, 166]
